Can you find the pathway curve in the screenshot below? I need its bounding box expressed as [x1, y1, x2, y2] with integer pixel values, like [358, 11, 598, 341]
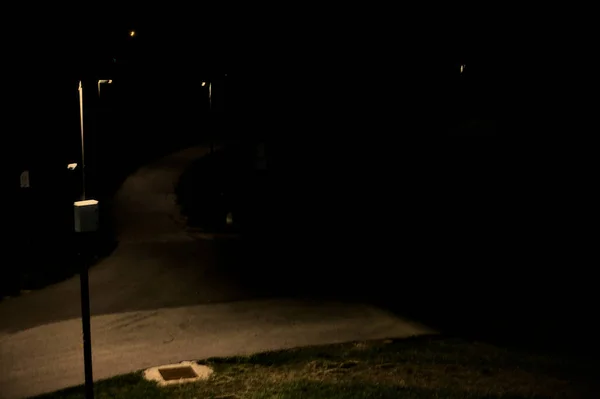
[0, 145, 433, 399]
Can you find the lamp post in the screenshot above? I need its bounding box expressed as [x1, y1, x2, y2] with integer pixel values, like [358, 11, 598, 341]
[76, 80, 99, 399]
[79, 79, 113, 199]
[202, 81, 214, 152]
[201, 81, 211, 110]
[78, 81, 86, 200]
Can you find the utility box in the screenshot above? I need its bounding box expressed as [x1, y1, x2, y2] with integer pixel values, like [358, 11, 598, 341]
[74, 200, 99, 232]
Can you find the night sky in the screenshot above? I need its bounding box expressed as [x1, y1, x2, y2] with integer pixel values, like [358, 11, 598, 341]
[7, 7, 506, 176]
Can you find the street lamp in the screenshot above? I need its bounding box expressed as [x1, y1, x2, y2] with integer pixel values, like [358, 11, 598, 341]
[201, 81, 214, 152]
[78, 81, 86, 199]
[76, 80, 100, 399]
[98, 79, 112, 97]
[201, 81, 211, 110]
[78, 79, 113, 198]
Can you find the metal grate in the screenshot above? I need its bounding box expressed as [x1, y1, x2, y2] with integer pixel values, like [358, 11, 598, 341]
[158, 366, 198, 381]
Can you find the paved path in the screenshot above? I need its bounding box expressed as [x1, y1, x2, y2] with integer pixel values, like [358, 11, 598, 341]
[0, 145, 434, 399]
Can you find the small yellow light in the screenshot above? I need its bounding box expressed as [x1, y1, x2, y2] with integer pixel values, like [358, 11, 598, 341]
[201, 82, 206, 87]
[130, 31, 136, 37]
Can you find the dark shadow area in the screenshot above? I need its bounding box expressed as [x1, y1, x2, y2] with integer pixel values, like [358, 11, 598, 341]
[176, 142, 268, 235]
[175, 137, 595, 362]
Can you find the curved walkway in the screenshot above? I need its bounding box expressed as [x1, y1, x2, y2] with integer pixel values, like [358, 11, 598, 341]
[0, 145, 433, 399]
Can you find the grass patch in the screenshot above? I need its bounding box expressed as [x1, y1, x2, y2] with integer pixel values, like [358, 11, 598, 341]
[31, 335, 595, 398]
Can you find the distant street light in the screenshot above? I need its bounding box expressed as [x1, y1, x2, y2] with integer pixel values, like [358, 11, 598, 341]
[201, 81, 212, 110]
[202, 81, 214, 152]
[130, 30, 136, 37]
[97, 79, 112, 97]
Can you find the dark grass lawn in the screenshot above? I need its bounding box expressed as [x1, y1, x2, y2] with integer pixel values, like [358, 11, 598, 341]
[31, 335, 596, 399]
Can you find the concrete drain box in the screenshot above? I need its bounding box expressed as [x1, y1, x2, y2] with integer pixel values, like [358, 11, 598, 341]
[158, 366, 198, 381]
[144, 361, 213, 386]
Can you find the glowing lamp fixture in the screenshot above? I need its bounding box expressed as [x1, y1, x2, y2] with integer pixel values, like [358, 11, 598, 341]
[98, 79, 113, 96]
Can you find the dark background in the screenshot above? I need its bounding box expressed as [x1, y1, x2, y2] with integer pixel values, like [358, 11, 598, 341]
[4, 8, 593, 352]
